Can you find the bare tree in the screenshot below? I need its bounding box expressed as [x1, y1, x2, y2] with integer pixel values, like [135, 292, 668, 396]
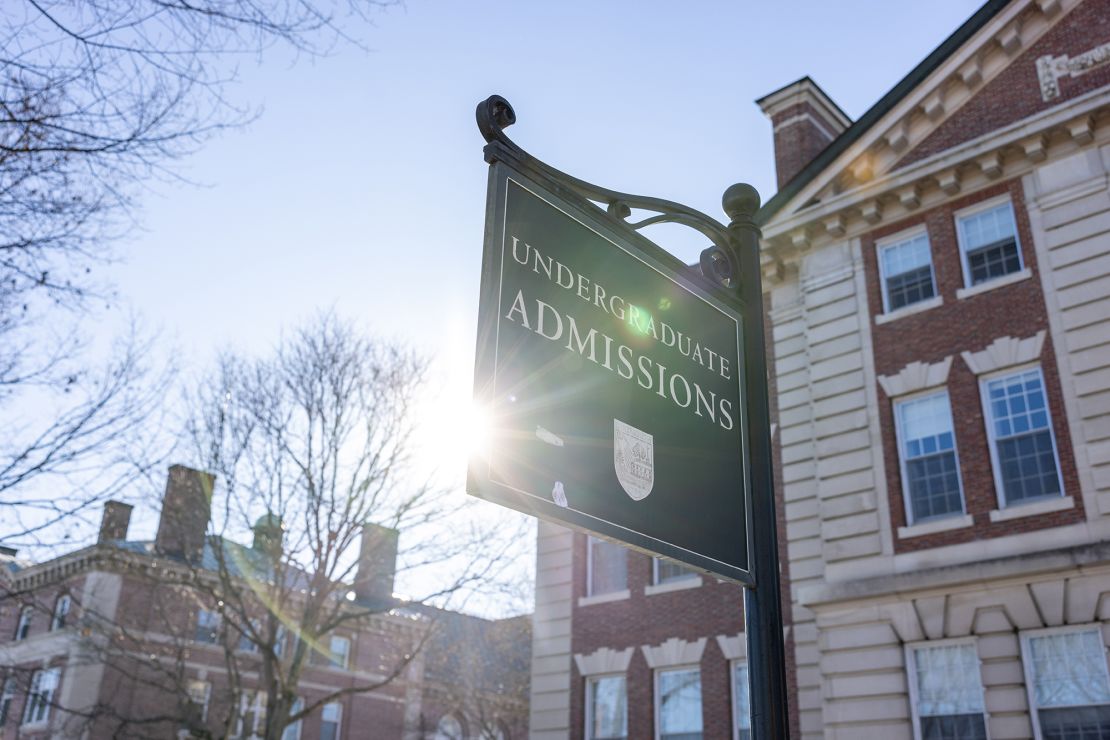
[0, 0, 398, 544]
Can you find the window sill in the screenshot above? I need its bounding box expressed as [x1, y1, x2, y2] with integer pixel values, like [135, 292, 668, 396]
[577, 589, 630, 607]
[644, 577, 702, 596]
[897, 514, 974, 539]
[875, 296, 943, 325]
[956, 268, 1032, 299]
[989, 495, 1074, 522]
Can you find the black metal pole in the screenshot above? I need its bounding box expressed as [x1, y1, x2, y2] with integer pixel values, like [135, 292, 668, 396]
[725, 184, 790, 740]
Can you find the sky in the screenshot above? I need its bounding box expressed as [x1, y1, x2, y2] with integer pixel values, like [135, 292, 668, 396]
[91, 0, 987, 613]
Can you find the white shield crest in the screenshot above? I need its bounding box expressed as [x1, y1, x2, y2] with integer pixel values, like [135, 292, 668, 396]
[614, 419, 654, 501]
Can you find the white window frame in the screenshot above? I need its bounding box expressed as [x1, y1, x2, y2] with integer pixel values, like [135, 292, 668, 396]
[51, 594, 71, 631]
[1020, 624, 1110, 740]
[954, 195, 1024, 290]
[654, 665, 702, 740]
[14, 606, 32, 641]
[186, 679, 211, 723]
[892, 388, 967, 526]
[21, 666, 60, 727]
[329, 635, 350, 669]
[0, 676, 15, 727]
[320, 701, 342, 740]
[876, 225, 938, 314]
[904, 637, 989, 740]
[979, 364, 1064, 510]
[730, 660, 750, 740]
[585, 673, 627, 740]
[586, 536, 627, 598]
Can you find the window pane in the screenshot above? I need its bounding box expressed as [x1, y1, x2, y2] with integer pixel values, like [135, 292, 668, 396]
[1039, 705, 1110, 740]
[589, 676, 627, 739]
[321, 703, 341, 740]
[881, 234, 936, 311]
[589, 538, 627, 595]
[914, 644, 985, 716]
[656, 559, 697, 585]
[959, 203, 1021, 285]
[898, 394, 963, 521]
[987, 370, 1061, 505]
[1029, 631, 1110, 708]
[733, 663, 750, 734]
[659, 668, 702, 739]
[920, 714, 988, 740]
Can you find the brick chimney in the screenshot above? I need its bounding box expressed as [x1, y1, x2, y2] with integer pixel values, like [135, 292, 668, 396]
[757, 77, 851, 189]
[353, 523, 399, 606]
[98, 501, 133, 543]
[154, 465, 215, 562]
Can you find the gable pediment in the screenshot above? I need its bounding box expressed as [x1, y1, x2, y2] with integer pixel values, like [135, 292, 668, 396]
[769, 0, 1092, 227]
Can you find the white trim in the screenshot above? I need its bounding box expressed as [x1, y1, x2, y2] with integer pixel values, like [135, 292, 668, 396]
[904, 637, 990, 740]
[893, 388, 967, 527]
[578, 590, 631, 607]
[875, 295, 944, 325]
[979, 364, 1066, 511]
[650, 557, 700, 589]
[897, 513, 974, 539]
[584, 673, 627, 740]
[876, 225, 937, 315]
[956, 267, 1032, 299]
[989, 494, 1074, 522]
[654, 665, 703, 740]
[730, 660, 750, 740]
[954, 195, 1025, 290]
[774, 112, 837, 141]
[1020, 624, 1110, 740]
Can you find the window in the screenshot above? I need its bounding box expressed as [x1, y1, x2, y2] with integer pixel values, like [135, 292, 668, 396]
[586, 675, 627, 739]
[435, 714, 464, 740]
[587, 536, 627, 596]
[656, 667, 702, 740]
[320, 702, 341, 740]
[1023, 627, 1110, 739]
[0, 677, 15, 727]
[186, 679, 210, 723]
[982, 367, 1062, 506]
[237, 620, 259, 653]
[957, 199, 1022, 286]
[328, 635, 350, 669]
[731, 663, 750, 740]
[50, 595, 71, 631]
[653, 558, 698, 586]
[281, 697, 303, 740]
[895, 391, 965, 523]
[22, 667, 60, 726]
[879, 230, 937, 312]
[195, 609, 221, 644]
[14, 606, 32, 641]
[908, 642, 987, 739]
[235, 691, 266, 739]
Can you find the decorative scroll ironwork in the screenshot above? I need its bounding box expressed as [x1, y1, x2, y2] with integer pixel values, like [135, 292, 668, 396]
[476, 94, 741, 291]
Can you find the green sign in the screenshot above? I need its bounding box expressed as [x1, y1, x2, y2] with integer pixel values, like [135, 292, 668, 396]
[470, 164, 753, 584]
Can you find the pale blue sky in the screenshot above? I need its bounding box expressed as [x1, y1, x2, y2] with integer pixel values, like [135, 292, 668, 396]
[96, 0, 986, 609]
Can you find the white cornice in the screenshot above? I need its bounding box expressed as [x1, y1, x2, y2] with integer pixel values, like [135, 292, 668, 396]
[763, 87, 1110, 245]
[758, 78, 852, 131]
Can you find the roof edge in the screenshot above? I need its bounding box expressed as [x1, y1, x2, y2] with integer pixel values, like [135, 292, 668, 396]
[756, 0, 1016, 225]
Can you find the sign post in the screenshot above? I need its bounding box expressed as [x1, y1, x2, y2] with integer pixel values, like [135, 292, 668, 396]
[469, 95, 789, 738]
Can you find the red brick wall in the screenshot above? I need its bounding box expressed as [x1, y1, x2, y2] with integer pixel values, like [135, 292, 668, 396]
[568, 535, 745, 739]
[897, 0, 1110, 169]
[861, 179, 1083, 552]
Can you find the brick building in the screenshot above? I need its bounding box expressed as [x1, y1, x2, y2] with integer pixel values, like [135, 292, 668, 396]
[0, 465, 529, 739]
[529, 0, 1110, 737]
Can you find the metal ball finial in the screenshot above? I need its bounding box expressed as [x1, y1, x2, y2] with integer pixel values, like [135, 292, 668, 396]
[722, 183, 761, 222]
